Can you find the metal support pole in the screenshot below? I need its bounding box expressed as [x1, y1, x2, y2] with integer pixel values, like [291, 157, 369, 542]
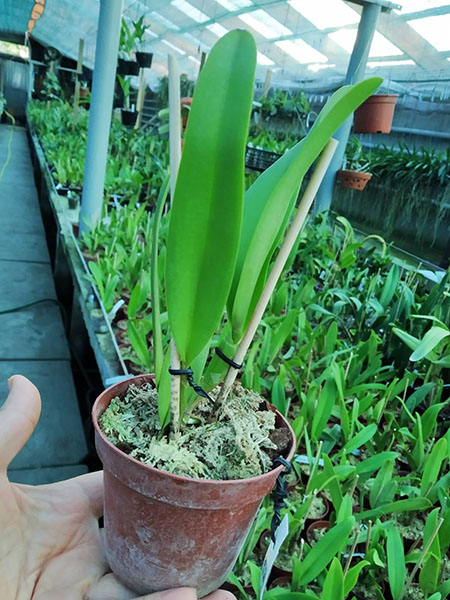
[314, 1, 382, 214]
[79, 0, 123, 235]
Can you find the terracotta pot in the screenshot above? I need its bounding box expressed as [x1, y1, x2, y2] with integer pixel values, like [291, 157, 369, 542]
[92, 374, 295, 597]
[353, 94, 398, 134]
[305, 494, 330, 522]
[305, 520, 331, 545]
[338, 169, 372, 191]
[80, 87, 90, 98]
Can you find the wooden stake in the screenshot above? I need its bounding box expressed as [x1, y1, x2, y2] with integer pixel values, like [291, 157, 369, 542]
[168, 53, 182, 432]
[134, 68, 146, 129]
[218, 138, 339, 403]
[263, 69, 272, 97]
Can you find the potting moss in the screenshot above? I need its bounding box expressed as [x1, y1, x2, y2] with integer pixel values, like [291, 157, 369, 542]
[99, 382, 287, 480]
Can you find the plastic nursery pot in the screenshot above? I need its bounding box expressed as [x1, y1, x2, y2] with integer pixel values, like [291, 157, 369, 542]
[353, 94, 398, 134]
[338, 169, 372, 191]
[92, 374, 295, 597]
[117, 58, 140, 76]
[121, 109, 137, 127]
[136, 51, 153, 69]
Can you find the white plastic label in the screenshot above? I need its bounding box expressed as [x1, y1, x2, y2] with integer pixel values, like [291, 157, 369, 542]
[258, 514, 289, 600]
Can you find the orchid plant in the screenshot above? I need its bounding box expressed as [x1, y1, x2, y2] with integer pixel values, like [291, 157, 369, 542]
[146, 30, 382, 431]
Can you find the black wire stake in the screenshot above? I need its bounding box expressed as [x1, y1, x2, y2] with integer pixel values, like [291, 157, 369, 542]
[270, 457, 292, 543]
[168, 367, 213, 402]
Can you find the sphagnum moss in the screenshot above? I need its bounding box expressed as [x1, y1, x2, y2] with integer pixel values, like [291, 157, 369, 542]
[99, 382, 283, 480]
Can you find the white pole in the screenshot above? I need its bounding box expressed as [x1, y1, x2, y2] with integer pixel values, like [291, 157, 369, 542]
[219, 139, 339, 402]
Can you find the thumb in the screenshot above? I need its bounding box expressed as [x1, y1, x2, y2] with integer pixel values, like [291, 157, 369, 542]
[138, 589, 197, 600]
[139, 589, 235, 600]
[0, 375, 41, 471]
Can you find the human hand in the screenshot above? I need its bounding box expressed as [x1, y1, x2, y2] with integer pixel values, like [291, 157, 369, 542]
[0, 375, 236, 600]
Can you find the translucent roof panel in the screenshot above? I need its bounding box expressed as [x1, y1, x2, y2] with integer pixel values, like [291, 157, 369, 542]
[238, 10, 292, 39]
[288, 0, 360, 30]
[329, 30, 404, 56]
[407, 13, 450, 50]
[275, 39, 328, 64]
[0, 0, 449, 95]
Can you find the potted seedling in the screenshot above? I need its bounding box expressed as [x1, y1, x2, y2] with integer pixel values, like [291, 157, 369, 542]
[118, 18, 140, 76]
[117, 74, 137, 127]
[338, 137, 372, 190]
[92, 30, 382, 597]
[133, 15, 153, 69]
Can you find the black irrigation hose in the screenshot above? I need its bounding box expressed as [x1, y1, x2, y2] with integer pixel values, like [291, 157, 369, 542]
[0, 298, 59, 315]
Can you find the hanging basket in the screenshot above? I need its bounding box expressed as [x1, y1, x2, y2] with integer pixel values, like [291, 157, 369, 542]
[136, 52, 153, 68]
[353, 94, 398, 134]
[338, 170, 372, 191]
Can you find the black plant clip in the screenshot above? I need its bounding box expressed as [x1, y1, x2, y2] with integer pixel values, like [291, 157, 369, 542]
[270, 457, 292, 543]
[168, 367, 213, 402]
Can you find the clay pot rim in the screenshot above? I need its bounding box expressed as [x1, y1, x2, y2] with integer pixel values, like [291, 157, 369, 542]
[363, 94, 399, 103]
[93, 373, 295, 487]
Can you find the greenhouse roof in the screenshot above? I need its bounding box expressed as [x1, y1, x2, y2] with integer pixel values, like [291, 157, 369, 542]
[1, 0, 450, 96]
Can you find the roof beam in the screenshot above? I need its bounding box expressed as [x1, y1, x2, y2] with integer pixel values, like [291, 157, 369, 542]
[377, 10, 450, 72]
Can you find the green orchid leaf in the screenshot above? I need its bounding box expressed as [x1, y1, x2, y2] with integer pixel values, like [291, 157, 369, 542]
[357, 497, 433, 520]
[227, 77, 382, 340]
[322, 558, 344, 600]
[419, 508, 442, 594]
[298, 517, 354, 585]
[421, 438, 448, 496]
[342, 423, 377, 455]
[344, 561, 370, 596]
[386, 525, 406, 600]
[166, 30, 256, 366]
[127, 319, 151, 370]
[410, 327, 450, 361]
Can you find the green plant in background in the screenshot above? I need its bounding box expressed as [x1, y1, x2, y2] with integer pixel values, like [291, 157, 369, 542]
[117, 74, 132, 110]
[157, 73, 195, 108]
[132, 15, 150, 50]
[42, 70, 62, 102]
[336, 141, 450, 252]
[119, 17, 148, 59]
[342, 137, 371, 173]
[28, 99, 169, 205]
